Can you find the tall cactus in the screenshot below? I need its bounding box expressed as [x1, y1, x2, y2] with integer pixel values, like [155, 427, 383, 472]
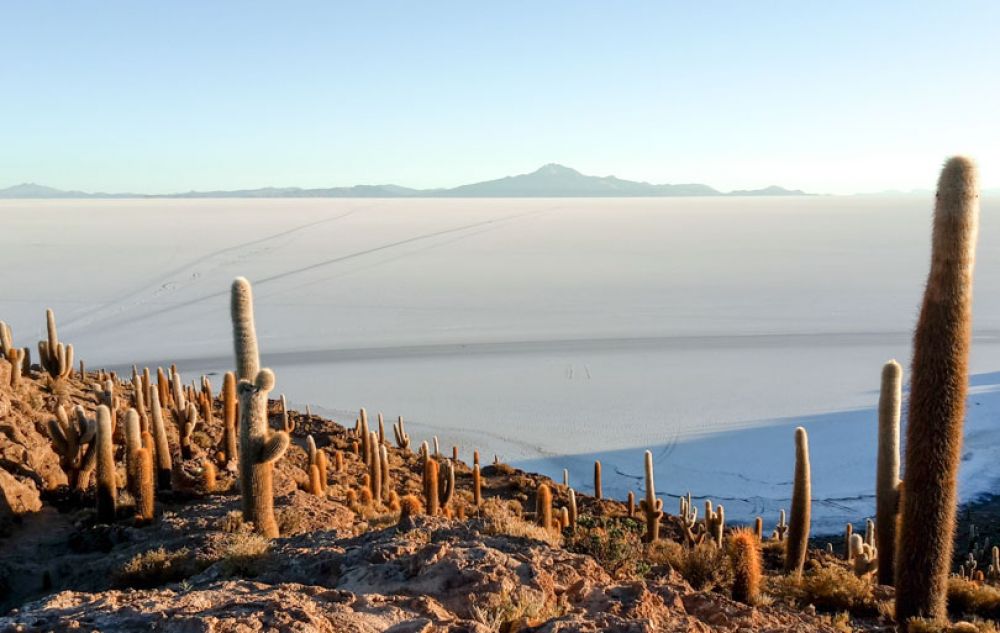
[639, 450, 662, 542]
[0, 321, 12, 355]
[785, 426, 811, 576]
[238, 369, 289, 537]
[95, 405, 116, 523]
[135, 446, 155, 524]
[896, 157, 979, 626]
[222, 371, 238, 463]
[124, 409, 142, 497]
[231, 277, 260, 382]
[149, 387, 172, 490]
[594, 460, 602, 500]
[423, 457, 440, 516]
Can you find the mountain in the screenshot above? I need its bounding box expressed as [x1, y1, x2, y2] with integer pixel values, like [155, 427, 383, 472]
[0, 165, 810, 199]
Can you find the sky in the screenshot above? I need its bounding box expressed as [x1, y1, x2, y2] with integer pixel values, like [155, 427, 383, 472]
[1, 2, 998, 195]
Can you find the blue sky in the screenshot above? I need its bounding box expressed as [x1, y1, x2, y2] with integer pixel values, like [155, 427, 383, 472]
[1, 2, 997, 194]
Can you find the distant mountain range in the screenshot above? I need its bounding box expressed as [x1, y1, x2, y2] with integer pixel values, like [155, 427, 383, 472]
[0, 164, 810, 199]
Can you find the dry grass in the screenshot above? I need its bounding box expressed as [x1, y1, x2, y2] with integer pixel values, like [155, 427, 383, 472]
[947, 577, 1000, 620]
[217, 532, 271, 578]
[470, 584, 562, 632]
[768, 563, 877, 615]
[908, 618, 1000, 633]
[480, 498, 560, 547]
[113, 547, 204, 589]
[648, 539, 729, 591]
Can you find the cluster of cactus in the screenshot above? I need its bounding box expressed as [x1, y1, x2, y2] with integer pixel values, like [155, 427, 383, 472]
[896, 157, 979, 627]
[678, 493, 703, 546]
[392, 416, 410, 450]
[422, 456, 455, 516]
[46, 405, 97, 490]
[1, 321, 28, 388]
[38, 309, 73, 379]
[305, 435, 328, 496]
[849, 531, 879, 578]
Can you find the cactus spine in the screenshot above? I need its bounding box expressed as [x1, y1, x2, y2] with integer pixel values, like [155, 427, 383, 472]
[94, 405, 116, 523]
[238, 369, 289, 537]
[231, 277, 260, 382]
[785, 427, 811, 576]
[639, 450, 663, 542]
[876, 359, 902, 585]
[729, 528, 762, 604]
[896, 157, 979, 627]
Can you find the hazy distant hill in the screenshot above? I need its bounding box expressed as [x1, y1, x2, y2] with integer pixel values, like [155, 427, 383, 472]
[0, 164, 809, 199]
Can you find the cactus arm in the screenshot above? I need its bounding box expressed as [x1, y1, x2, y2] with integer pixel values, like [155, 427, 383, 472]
[259, 431, 289, 464]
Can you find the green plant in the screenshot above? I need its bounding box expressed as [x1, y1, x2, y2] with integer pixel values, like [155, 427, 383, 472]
[566, 515, 646, 579]
[897, 157, 980, 627]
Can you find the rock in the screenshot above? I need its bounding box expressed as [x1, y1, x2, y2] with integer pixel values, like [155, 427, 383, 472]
[0, 467, 41, 531]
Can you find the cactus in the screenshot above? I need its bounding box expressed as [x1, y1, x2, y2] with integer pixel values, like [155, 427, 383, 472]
[474, 450, 480, 467]
[679, 493, 705, 546]
[568, 488, 578, 531]
[594, 460, 602, 500]
[238, 369, 289, 538]
[156, 367, 169, 410]
[369, 431, 382, 503]
[639, 451, 663, 542]
[149, 388, 173, 490]
[785, 427, 811, 576]
[222, 371, 238, 463]
[359, 408, 371, 466]
[201, 458, 217, 492]
[775, 509, 788, 541]
[131, 374, 148, 432]
[94, 405, 116, 523]
[176, 402, 199, 460]
[627, 491, 635, 518]
[231, 277, 260, 382]
[433, 436, 440, 458]
[850, 533, 879, 578]
[876, 359, 902, 585]
[398, 494, 423, 530]
[38, 308, 73, 379]
[135, 446, 155, 524]
[845, 523, 854, 560]
[308, 464, 323, 495]
[896, 157, 979, 627]
[423, 457, 440, 516]
[536, 483, 552, 530]
[7, 348, 24, 388]
[0, 321, 12, 355]
[439, 459, 455, 511]
[473, 464, 482, 508]
[729, 528, 762, 605]
[316, 450, 329, 493]
[563, 469, 569, 487]
[279, 394, 294, 433]
[377, 412, 385, 446]
[379, 445, 390, 498]
[124, 409, 142, 496]
[705, 501, 725, 547]
[754, 517, 763, 542]
[393, 416, 411, 450]
[46, 405, 96, 490]
[334, 450, 344, 473]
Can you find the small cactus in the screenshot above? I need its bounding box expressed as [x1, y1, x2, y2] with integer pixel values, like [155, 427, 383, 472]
[398, 494, 423, 530]
[423, 458, 440, 516]
[594, 460, 602, 500]
[775, 509, 788, 542]
[536, 483, 552, 530]
[754, 517, 763, 542]
[393, 416, 410, 450]
[369, 431, 382, 503]
[473, 463, 482, 507]
[729, 528, 762, 605]
[6, 348, 24, 388]
[845, 523, 854, 560]
[705, 500, 725, 548]
[176, 402, 199, 460]
[222, 371, 238, 463]
[308, 464, 323, 495]
[149, 388, 173, 490]
[850, 533, 879, 578]
[279, 394, 294, 433]
[379, 445, 390, 499]
[135, 446, 155, 524]
[568, 488, 578, 532]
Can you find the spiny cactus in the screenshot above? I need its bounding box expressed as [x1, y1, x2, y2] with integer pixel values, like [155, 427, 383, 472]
[473, 463, 482, 507]
[377, 412, 385, 446]
[334, 450, 344, 473]
[38, 308, 73, 379]
[896, 157, 979, 627]
[201, 458, 217, 492]
[156, 367, 169, 410]
[0, 321, 12, 355]
[876, 359, 902, 586]
[149, 388, 172, 490]
[639, 450, 662, 542]
[536, 483, 552, 530]
[754, 517, 763, 542]
[627, 491, 635, 518]
[845, 523, 854, 560]
[705, 500, 725, 548]
[124, 409, 142, 497]
[279, 394, 294, 433]
[393, 416, 410, 450]
[398, 494, 423, 530]
[679, 493, 704, 546]
[423, 457, 440, 516]
[729, 528, 762, 605]
[238, 369, 289, 538]
[378, 445, 389, 499]
[308, 463, 323, 495]
[849, 533, 879, 578]
[46, 405, 96, 490]
[359, 408, 371, 466]
[95, 405, 116, 523]
[369, 431, 382, 503]
[231, 277, 260, 382]
[7, 348, 24, 388]
[774, 509, 788, 541]
[222, 371, 238, 463]
[176, 402, 199, 460]
[439, 459, 455, 511]
[785, 427, 811, 576]
[131, 374, 148, 432]
[135, 446, 155, 524]
[594, 460, 602, 500]
[568, 488, 578, 531]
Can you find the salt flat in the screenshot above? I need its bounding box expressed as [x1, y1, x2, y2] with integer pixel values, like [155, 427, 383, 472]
[2, 195, 999, 533]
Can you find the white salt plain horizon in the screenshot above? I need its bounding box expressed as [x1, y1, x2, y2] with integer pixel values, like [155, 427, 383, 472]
[2, 195, 1000, 534]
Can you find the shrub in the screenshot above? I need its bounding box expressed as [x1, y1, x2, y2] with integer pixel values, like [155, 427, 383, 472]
[947, 577, 1000, 620]
[113, 547, 204, 589]
[218, 532, 271, 578]
[480, 498, 560, 547]
[566, 516, 647, 579]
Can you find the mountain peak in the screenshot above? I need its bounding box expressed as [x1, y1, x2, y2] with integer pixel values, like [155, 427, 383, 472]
[532, 163, 580, 176]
